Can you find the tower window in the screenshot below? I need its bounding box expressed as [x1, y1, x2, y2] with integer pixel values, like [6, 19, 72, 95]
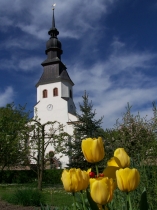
[70, 89, 72, 98]
[43, 89, 47, 98]
[53, 88, 58, 96]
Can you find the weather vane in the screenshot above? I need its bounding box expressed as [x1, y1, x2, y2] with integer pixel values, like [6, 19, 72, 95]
[52, 3, 56, 10]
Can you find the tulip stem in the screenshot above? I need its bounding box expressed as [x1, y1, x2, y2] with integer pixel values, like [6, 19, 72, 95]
[102, 204, 105, 210]
[72, 192, 77, 210]
[95, 164, 99, 176]
[80, 191, 86, 210]
[126, 192, 129, 210]
[126, 193, 132, 210]
[128, 193, 133, 210]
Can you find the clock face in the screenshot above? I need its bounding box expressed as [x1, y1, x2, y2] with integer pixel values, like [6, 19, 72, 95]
[47, 104, 53, 111]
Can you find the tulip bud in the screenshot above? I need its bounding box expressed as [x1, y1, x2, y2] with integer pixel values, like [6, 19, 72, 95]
[107, 148, 130, 168]
[90, 177, 114, 205]
[61, 168, 89, 192]
[81, 137, 105, 163]
[116, 168, 140, 192]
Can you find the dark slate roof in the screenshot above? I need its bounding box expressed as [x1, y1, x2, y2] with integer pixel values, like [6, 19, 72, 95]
[36, 63, 74, 87]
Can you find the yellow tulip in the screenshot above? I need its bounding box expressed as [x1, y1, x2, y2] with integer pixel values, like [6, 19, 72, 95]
[116, 168, 140, 192]
[61, 168, 89, 192]
[107, 148, 130, 168]
[104, 148, 130, 181]
[81, 170, 90, 190]
[90, 177, 114, 205]
[81, 137, 105, 163]
[103, 166, 119, 180]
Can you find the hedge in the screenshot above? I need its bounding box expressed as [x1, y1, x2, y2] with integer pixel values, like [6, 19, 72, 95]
[0, 169, 63, 184]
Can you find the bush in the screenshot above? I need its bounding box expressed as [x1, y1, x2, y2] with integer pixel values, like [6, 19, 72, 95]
[0, 169, 63, 184]
[2, 188, 46, 206]
[0, 170, 36, 184]
[43, 169, 63, 185]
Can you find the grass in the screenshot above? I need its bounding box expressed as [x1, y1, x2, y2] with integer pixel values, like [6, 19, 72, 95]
[0, 184, 73, 207]
[43, 189, 73, 207]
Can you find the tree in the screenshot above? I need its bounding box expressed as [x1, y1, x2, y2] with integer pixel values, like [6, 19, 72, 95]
[98, 128, 120, 162]
[29, 119, 68, 190]
[0, 103, 30, 172]
[101, 103, 157, 164]
[66, 91, 104, 169]
[116, 104, 156, 162]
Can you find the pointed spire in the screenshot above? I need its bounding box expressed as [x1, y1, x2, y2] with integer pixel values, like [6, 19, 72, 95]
[44, 5, 63, 62]
[52, 7, 55, 28]
[48, 4, 59, 37]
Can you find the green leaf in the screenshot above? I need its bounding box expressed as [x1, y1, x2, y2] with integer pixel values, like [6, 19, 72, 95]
[140, 188, 149, 210]
[86, 189, 99, 210]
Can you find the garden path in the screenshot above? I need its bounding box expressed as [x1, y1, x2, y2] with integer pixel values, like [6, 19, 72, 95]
[0, 200, 39, 210]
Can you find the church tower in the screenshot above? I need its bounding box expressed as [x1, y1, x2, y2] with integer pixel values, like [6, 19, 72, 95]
[34, 8, 77, 167]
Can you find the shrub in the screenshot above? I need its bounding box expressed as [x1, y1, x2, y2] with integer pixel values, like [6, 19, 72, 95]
[0, 169, 63, 185]
[43, 169, 63, 185]
[2, 188, 46, 206]
[0, 170, 36, 184]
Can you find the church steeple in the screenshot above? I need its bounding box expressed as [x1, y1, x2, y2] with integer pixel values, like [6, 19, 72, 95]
[34, 6, 77, 169]
[51, 7, 56, 29]
[44, 8, 62, 62]
[36, 7, 74, 87]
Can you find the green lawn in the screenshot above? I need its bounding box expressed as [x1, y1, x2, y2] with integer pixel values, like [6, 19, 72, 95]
[0, 184, 73, 207]
[42, 187, 73, 207]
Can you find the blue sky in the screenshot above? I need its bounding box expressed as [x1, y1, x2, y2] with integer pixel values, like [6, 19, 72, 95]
[0, 0, 157, 128]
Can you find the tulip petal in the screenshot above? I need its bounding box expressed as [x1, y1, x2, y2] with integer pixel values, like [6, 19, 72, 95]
[90, 177, 114, 205]
[114, 148, 130, 168]
[116, 169, 125, 191]
[107, 157, 120, 167]
[103, 166, 119, 180]
[82, 138, 94, 162]
[61, 168, 89, 192]
[95, 138, 105, 158]
[127, 168, 140, 191]
[71, 169, 81, 191]
[81, 170, 89, 190]
[61, 170, 72, 192]
[119, 168, 130, 191]
[90, 178, 110, 205]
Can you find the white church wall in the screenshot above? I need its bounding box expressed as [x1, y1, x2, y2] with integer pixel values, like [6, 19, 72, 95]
[61, 83, 69, 98]
[34, 82, 78, 168]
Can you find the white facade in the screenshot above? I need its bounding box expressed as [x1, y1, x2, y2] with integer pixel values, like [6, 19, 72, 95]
[34, 81, 77, 168]
[35, 81, 76, 124]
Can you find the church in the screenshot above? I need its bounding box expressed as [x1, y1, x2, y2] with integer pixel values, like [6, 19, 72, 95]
[33, 8, 77, 168]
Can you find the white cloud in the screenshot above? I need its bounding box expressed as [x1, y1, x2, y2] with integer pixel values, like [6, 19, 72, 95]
[0, 0, 118, 39]
[87, 87, 157, 129]
[1, 37, 39, 50]
[18, 57, 43, 71]
[0, 16, 13, 28]
[0, 87, 14, 107]
[0, 56, 43, 72]
[71, 50, 157, 92]
[71, 43, 157, 128]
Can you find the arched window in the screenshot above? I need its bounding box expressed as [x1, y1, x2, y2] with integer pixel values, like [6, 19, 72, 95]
[53, 88, 58, 96]
[43, 89, 47, 98]
[70, 89, 72, 98]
